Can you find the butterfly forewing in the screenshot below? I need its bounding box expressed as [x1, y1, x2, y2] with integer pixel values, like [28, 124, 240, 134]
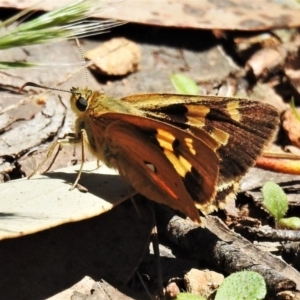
[122, 94, 279, 208]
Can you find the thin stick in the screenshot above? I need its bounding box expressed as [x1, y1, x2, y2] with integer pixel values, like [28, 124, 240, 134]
[136, 271, 154, 300]
[151, 207, 164, 300]
[262, 151, 300, 160]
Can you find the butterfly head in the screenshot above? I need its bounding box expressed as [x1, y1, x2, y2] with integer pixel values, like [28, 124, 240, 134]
[70, 87, 93, 116]
[18, 82, 94, 117]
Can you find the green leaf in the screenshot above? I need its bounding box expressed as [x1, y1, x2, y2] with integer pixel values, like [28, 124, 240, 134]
[262, 181, 288, 222]
[215, 271, 266, 300]
[0, 61, 37, 69]
[170, 73, 199, 95]
[279, 217, 300, 229]
[177, 293, 206, 300]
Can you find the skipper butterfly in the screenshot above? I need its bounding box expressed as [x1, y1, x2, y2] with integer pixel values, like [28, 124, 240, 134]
[19, 82, 279, 224]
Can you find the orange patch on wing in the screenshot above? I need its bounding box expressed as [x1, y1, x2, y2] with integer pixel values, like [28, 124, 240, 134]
[226, 101, 240, 121]
[186, 105, 210, 126]
[156, 129, 175, 151]
[185, 137, 196, 155]
[210, 128, 229, 145]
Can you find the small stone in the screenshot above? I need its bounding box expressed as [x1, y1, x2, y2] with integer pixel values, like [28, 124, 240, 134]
[165, 282, 180, 299]
[184, 268, 224, 298]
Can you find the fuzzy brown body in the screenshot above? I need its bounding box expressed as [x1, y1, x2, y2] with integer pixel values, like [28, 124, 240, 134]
[67, 87, 279, 224]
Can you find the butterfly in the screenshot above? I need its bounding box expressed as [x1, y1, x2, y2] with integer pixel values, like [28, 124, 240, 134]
[20, 82, 279, 224]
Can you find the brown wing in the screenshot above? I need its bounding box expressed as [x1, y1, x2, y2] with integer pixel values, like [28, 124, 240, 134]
[122, 94, 279, 208]
[90, 113, 220, 223]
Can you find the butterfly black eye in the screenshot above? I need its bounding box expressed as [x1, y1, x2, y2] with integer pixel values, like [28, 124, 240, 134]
[76, 96, 88, 112]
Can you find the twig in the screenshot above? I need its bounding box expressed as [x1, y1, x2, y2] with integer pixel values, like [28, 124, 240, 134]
[155, 205, 299, 297]
[246, 225, 300, 242]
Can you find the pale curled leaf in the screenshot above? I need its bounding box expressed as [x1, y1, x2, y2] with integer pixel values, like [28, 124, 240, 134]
[4, 0, 300, 30]
[262, 181, 288, 221]
[0, 162, 135, 240]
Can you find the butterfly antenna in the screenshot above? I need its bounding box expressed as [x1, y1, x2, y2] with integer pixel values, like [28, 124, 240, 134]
[75, 38, 89, 87]
[18, 82, 80, 95]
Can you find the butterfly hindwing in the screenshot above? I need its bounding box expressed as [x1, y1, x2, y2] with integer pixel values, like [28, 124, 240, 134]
[90, 112, 220, 221]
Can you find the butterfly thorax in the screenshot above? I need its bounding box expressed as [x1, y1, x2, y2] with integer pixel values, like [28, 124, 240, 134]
[69, 88, 145, 166]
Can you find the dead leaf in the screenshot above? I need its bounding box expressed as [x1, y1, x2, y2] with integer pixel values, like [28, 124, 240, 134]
[5, 0, 300, 31]
[256, 155, 300, 175]
[282, 108, 300, 148]
[85, 38, 141, 76]
[246, 47, 287, 79]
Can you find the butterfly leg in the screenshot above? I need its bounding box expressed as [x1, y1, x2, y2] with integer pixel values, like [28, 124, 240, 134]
[28, 133, 81, 179]
[28, 140, 61, 179]
[69, 129, 87, 190]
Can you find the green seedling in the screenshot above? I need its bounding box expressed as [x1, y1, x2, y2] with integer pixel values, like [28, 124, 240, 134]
[170, 73, 199, 95]
[177, 293, 206, 300]
[262, 181, 300, 229]
[215, 271, 266, 300]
